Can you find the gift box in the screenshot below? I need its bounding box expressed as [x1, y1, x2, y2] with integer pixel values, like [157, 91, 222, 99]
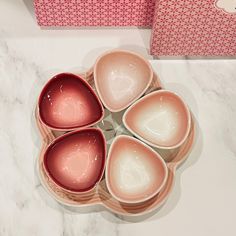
[150, 0, 236, 56]
[34, 0, 156, 27]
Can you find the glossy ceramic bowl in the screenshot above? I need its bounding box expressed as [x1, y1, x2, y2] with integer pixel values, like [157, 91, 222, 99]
[43, 128, 106, 193]
[105, 135, 168, 204]
[38, 73, 104, 131]
[36, 50, 195, 216]
[123, 90, 191, 149]
[37, 109, 195, 216]
[93, 50, 153, 112]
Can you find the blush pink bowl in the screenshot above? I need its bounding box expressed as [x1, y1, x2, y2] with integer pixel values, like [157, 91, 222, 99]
[38, 73, 104, 131]
[93, 50, 153, 112]
[43, 128, 106, 193]
[123, 90, 191, 149]
[105, 135, 168, 204]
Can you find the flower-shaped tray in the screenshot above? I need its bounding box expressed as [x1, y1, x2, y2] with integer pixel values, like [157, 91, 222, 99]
[36, 71, 195, 217]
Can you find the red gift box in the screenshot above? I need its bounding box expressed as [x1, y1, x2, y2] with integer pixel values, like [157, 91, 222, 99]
[34, 0, 156, 27]
[150, 0, 236, 56]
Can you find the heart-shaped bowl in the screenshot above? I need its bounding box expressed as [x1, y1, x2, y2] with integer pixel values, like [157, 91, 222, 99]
[42, 128, 106, 194]
[38, 73, 104, 131]
[123, 90, 191, 149]
[93, 50, 153, 112]
[105, 135, 168, 204]
[36, 50, 195, 217]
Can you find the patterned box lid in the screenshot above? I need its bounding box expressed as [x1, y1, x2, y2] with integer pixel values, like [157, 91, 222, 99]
[150, 0, 236, 56]
[34, 0, 155, 27]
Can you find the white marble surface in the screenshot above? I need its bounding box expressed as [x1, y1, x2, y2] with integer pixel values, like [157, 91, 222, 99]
[0, 1, 236, 235]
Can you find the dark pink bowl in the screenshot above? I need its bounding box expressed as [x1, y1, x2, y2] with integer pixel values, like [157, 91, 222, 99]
[43, 128, 106, 193]
[38, 73, 104, 130]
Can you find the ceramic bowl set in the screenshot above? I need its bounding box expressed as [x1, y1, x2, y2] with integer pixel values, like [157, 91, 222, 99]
[36, 50, 194, 216]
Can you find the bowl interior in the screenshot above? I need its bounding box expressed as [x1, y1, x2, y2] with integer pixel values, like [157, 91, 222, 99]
[123, 90, 191, 149]
[94, 51, 152, 112]
[106, 135, 167, 204]
[39, 73, 103, 130]
[43, 128, 106, 192]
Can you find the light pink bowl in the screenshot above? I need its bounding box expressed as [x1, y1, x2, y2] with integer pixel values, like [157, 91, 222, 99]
[93, 50, 153, 112]
[43, 128, 106, 193]
[105, 135, 168, 204]
[38, 73, 104, 131]
[123, 90, 191, 149]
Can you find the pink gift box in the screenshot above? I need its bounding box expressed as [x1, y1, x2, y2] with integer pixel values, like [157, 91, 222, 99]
[34, 0, 156, 27]
[150, 0, 236, 56]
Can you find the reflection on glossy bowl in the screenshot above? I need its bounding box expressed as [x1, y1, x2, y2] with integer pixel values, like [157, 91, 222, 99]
[38, 73, 104, 130]
[43, 128, 106, 193]
[94, 50, 153, 112]
[123, 90, 191, 149]
[106, 135, 168, 204]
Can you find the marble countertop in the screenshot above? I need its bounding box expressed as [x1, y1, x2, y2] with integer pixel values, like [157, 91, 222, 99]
[0, 1, 236, 236]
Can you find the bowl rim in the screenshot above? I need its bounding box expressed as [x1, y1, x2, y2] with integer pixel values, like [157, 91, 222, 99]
[105, 134, 168, 204]
[43, 127, 107, 194]
[38, 72, 104, 131]
[93, 49, 153, 112]
[123, 89, 192, 150]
